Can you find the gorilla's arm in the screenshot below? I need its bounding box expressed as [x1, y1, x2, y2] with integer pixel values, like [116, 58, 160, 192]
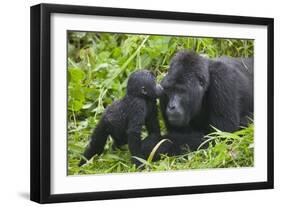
[163, 131, 205, 151]
[141, 130, 204, 161]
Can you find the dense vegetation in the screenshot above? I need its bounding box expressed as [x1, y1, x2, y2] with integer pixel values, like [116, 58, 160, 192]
[67, 32, 254, 175]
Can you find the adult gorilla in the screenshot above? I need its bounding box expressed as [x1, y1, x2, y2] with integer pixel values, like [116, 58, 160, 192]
[142, 50, 253, 158]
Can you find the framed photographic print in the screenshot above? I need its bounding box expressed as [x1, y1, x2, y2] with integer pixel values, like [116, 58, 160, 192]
[30, 3, 274, 203]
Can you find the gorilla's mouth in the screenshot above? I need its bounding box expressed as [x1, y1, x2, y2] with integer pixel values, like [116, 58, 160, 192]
[167, 113, 187, 127]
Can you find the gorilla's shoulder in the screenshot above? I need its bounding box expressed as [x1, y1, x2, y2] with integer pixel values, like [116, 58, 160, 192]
[213, 56, 253, 73]
[208, 59, 233, 73]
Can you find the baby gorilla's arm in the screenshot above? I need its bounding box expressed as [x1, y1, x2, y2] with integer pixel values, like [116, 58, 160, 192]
[145, 101, 161, 138]
[126, 104, 146, 166]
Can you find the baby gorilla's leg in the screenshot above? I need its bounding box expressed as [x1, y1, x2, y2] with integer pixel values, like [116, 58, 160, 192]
[111, 138, 127, 151]
[79, 118, 109, 166]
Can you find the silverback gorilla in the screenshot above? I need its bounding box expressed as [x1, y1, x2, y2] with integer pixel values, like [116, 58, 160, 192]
[79, 70, 162, 167]
[142, 50, 253, 158]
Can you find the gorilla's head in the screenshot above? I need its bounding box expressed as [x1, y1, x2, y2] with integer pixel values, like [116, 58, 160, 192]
[127, 69, 163, 99]
[161, 51, 210, 127]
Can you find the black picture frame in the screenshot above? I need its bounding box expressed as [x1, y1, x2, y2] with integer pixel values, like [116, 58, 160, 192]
[30, 3, 274, 204]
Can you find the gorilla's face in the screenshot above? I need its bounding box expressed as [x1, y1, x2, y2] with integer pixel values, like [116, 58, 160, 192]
[161, 51, 209, 127]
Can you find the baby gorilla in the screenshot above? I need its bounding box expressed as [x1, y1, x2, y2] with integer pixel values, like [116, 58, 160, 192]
[79, 70, 163, 167]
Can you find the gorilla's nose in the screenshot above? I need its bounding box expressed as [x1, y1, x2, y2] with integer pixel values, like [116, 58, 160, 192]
[167, 102, 176, 112]
[155, 84, 164, 97]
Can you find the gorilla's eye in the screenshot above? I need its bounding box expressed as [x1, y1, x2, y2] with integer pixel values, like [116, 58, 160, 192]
[141, 86, 147, 95]
[199, 79, 204, 87]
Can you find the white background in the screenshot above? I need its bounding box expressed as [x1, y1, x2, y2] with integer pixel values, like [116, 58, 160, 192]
[0, 0, 280, 206]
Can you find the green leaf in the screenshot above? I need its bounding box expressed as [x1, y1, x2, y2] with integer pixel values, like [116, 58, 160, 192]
[69, 67, 85, 83]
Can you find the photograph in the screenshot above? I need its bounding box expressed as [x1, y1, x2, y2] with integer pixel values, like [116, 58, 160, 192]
[67, 31, 254, 175]
[30, 3, 273, 203]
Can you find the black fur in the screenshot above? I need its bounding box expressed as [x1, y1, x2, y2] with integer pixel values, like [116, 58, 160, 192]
[79, 70, 161, 166]
[143, 50, 253, 157]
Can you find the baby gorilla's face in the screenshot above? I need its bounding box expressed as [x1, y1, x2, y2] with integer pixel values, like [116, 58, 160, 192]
[127, 70, 163, 99]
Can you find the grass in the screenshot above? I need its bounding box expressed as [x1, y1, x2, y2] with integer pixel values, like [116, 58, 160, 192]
[68, 123, 254, 175]
[67, 32, 254, 175]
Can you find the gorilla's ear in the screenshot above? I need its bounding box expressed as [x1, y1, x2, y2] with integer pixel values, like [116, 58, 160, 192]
[141, 86, 148, 95]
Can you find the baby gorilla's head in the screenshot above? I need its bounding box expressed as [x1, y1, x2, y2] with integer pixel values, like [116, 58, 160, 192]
[127, 70, 163, 99]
